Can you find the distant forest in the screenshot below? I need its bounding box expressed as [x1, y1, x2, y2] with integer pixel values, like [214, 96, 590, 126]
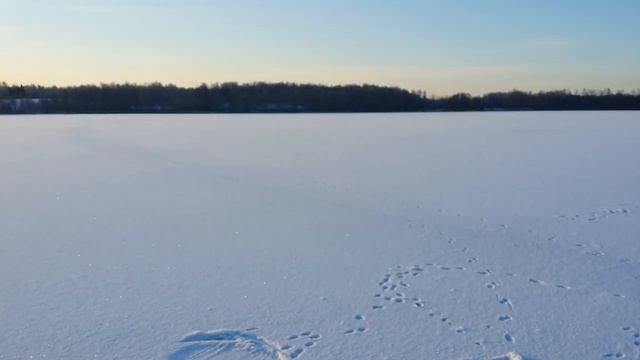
[1, 82, 639, 114]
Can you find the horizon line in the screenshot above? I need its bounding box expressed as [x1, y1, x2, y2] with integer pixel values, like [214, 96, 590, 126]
[2, 80, 639, 98]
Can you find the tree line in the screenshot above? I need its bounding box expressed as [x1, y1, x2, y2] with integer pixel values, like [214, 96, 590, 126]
[0, 82, 638, 114]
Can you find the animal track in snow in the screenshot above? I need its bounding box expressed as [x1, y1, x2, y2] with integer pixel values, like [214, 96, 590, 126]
[343, 327, 367, 335]
[504, 332, 515, 343]
[172, 201, 636, 360]
[587, 251, 605, 257]
[497, 296, 512, 307]
[278, 330, 323, 359]
[528, 278, 544, 285]
[371, 256, 580, 345]
[398, 205, 634, 356]
[621, 326, 640, 347]
[557, 204, 635, 224]
[603, 352, 626, 358]
[342, 312, 369, 336]
[599, 320, 640, 357]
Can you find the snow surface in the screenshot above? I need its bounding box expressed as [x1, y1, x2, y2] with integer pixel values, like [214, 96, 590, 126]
[1, 111, 639, 360]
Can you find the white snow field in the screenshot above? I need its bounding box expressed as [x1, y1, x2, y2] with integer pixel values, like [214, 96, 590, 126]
[1, 112, 639, 360]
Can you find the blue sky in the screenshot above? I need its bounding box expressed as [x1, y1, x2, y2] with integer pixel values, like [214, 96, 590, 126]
[1, 0, 638, 94]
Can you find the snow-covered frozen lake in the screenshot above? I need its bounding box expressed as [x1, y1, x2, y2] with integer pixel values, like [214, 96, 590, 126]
[1, 112, 639, 360]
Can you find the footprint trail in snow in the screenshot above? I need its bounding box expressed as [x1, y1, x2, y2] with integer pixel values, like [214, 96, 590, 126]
[170, 203, 638, 359]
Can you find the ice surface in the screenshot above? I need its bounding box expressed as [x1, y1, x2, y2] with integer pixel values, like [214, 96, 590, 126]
[0, 112, 639, 359]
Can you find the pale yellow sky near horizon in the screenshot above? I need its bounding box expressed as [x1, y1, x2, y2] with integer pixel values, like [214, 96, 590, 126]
[2, 61, 635, 96]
